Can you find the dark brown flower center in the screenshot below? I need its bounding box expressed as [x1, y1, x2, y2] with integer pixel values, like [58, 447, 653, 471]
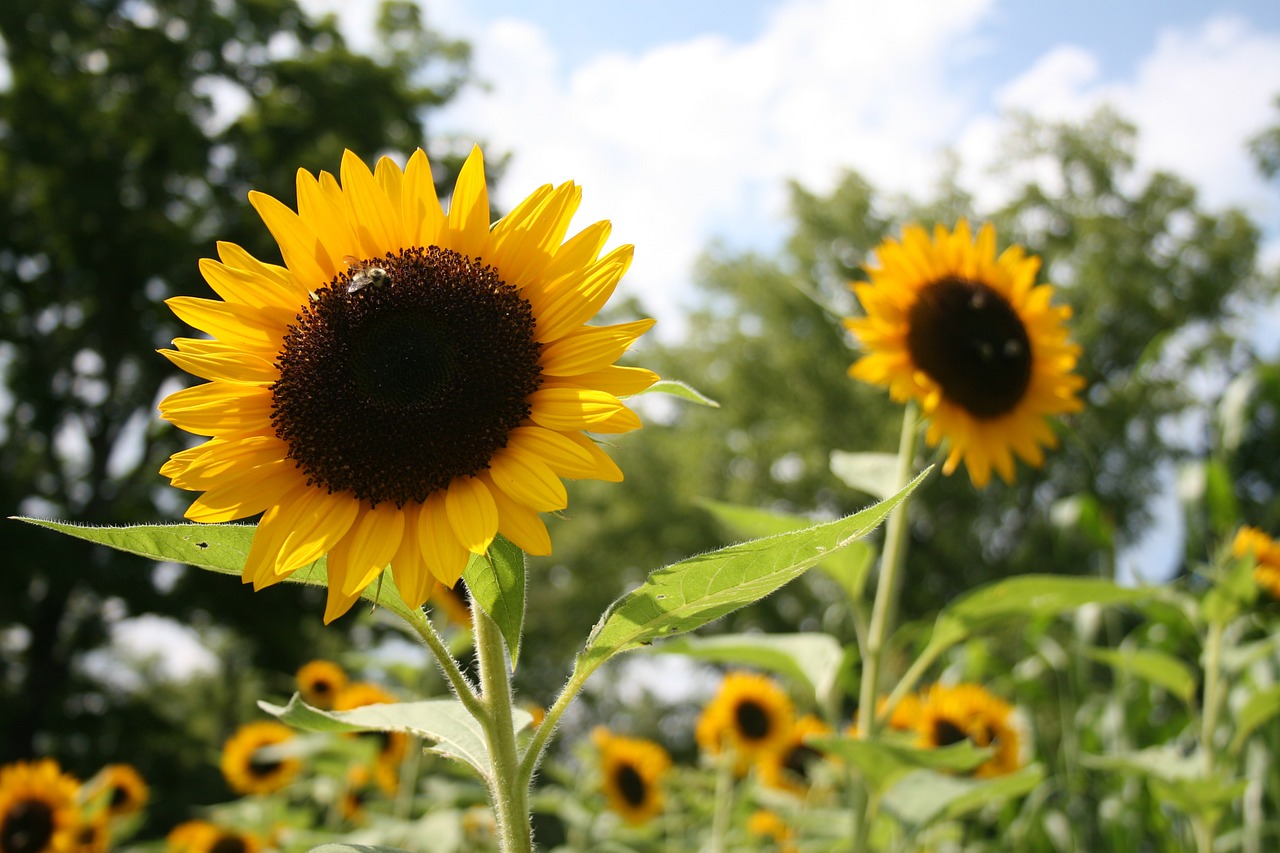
[248, 747, 283, 778]
[615, 764, 648, 807]
[209, 834, 247, 853]
[734, 700, 771, 741]
[782, 744, 822, 783]
[934, 719, 968, 747]
[905, 277, 1031, 419]
[272, 246, 543, 507]
[108, 784, 131, 809]
[1, 799, 55, 853]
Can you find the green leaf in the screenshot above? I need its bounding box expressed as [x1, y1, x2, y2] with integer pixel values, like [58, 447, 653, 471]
[1148, 775, 1249, 820]
[1080, 744, 1202, 782]
[1203, 555, 1260, 625]
[1204, 458, 1240, 537]
[12, 518, 423, 622]
[311, 845, 414, 853]
[573, 469, 929, 679]
[1085, 647, 1197, 705]
[829, 451, 900, 500]
[812, 736, 993, 795]
[1221, 633, 1280, 674]
[259, 693, 532, 781]
[697, 499, 876, 603]
[652, 633, 844, 708]
[880, 765, 1044, 826]
[1229, 685, 1280, 754]
[463, 536, 525, 669]
[637, 379, 720, 407]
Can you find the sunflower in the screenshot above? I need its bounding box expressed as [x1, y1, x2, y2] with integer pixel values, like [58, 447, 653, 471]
[219, 721, 301, 795]
[746, 810, 798, 853]
[337, 766, 377, 824]
[695, 672, 795, 765]
[430, 580, 473, 628]
[158, 147, 657, 623]
[164, 823, 259, 853]
[0, 760, 82, 853]
[69, 819, 105, 853]
[1232, 525, 1280, 599]
[296, 660, 347, 709]
[759, 714, 832, 795]
[82, 765, 147, 819]
[333, 683, 408, 793]
[845, 220, 1083, 487]
[915, 683, 1021, 778]
[592, 728, 672, 826]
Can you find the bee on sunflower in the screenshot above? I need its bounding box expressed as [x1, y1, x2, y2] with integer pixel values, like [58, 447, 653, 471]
[1231, 525, 1280, 599]
[592, 728, 672, 826]
[0, 760, 82, 853]
[915, 683, 1023, 778]
[295, 660, 348, 709]
[219, 721, 301, 796]
[845, 220, 1084, 487]
[695, 672, 795, 766]
[158, 147, 657, 622]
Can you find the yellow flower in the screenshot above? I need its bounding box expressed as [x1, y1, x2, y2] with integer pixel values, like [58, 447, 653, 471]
[219, 721, 301, 795]
[70, 818, 106, 853]
[846, 220, 1083, 487]
[592, 728, 671, 826]
[159, 147, 657, 622]
[338, 766, 376, 824]
[83, 764, 148, 819]
[759, 714, 832, 794]
[0, 760, 82, 853]
[333, 683, 408, 794]
[164, 823, 258, 853]
[746, 810, 798, 853]
[430, 581, 473, 628]
[695, 672, 795, 764]
[296, 660, 347, 709]
[916, 683, 1021, 778]
[1232, 525, 1280, 598]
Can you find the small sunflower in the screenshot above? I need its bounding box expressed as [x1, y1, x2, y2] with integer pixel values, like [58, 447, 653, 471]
[746, 810, 798, 853]
[82, 765, 147, 820]
[916, 683, 1021, 778]
[296, 660, 347, 709]
[338, 766, 377, 824]
[592, 728, 672, 826]
[1232, 525, 1280, 598]
[759, 714, 832, 795]
[70, 819, 106, 853]
[333, 683, 408, 793]
[219, 721, 301, 795]
[0, 759, 82, 853]
[159, 147, 657, 623]
[165, 823, 259, 853]
[695, 672, 795, 764]
[846, 220, 1083, 487]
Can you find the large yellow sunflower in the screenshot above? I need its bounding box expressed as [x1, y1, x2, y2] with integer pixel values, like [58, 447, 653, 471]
[695, 672, 795, 765]
[1232, 525, 1280, 599]
[592, 728, 671, 826]
[0, 761, 81, 853]
[295, 660, 347, 709]
[159, 147, 657, 622]
[219, 721, 301, 796]
[846, 220, 1083, 487]
[915, 683, 1022, 778]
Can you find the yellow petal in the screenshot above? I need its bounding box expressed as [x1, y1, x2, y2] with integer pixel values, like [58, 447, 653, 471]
[158, 383, 275, 437]
[159, 346, 277, 384]
[446, 145, 490, 260]
[401, 148, 445, 249]
[507, 426, 602, 480]
[242, 486, 358, 588]
[341, 149, 403, 256]
[248, 190, 334, 288]
[486, 446, 567, 512]
[215, 241, 308, 302]
[479, 472, 551, 556]
[539, 318, 655, 375]
[183, 460, 299, 523]
[419, 493, 471, 586]
[164, 297, 291, 352]
[296, 168, 361, 271]
[391, 503, 430, 608]
[198, 258, 302, 312]
[491, 182, 581, 287]
[528, 246, 633, 343]
[527, 388, 641, 434]
[541, 220, 612, 282]
[538, 365, 660, 397]
[444, 476, 498, 555]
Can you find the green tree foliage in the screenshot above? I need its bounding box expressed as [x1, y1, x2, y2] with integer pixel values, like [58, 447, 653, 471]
[0, 0, 475, 823]
[517, 108, 1274, 699]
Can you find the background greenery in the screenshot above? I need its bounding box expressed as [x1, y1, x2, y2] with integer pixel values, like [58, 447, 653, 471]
[2, 0, 1278, 844]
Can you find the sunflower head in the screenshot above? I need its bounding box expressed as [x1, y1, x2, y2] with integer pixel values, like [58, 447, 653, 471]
[916, 683, 1022, 778]
[746, 810, 798, 853]
[219, 721, 301, 796]
[1232, 525, 1280, 599]
[70, 818, 106, 853]
[759, 714, 833, 795]
[338, 766, 377, 824]
[845, 220, 1084, 487]
[0, 760, 82, 853]
[158, 147, 657, 623]
[165, 824, 259, 853]
[296, 660, 348, 709]
[333, 682, 407, 792]
[695, 672, 796, 765]
[592, 728, 672, 826]
[83, 764, 147, 820]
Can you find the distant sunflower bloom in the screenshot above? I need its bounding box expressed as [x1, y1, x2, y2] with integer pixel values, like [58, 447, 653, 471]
[296, 660, 347, 709]
[592, 728, 671, 826]
[83, 764, 147, 819]
[0, 760, 81, 853]
[846, 220, 1083, 487]
[916, 683, 1021, 778]
[165, 823, 259, 853]
[220, 721, 301, 795]
[696, 672, 795, 764]
[70, 818, 106, 853]
[1232, 525, 1280, 598]
[333, 683, 407, 794]
[159, 147, 657, 622]
[746, 810, 798, 853]
[759, 714, 832, 795]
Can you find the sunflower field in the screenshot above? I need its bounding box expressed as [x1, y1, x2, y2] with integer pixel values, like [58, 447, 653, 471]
[3, 1, 1280, 853]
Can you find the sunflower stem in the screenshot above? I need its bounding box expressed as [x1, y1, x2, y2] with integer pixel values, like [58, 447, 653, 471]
[403, 605, 485, 720]
[474, 603, 532, 853]
[709, 748, 736, 853]
[516, 661, 592, 789]
[1194, 617, 1227, 853]
[852, 401, 920, 853]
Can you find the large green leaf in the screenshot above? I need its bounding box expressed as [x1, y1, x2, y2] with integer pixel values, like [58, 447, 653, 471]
[829, 451, 900, 500]
[463, 535, 525, 669]
[1148, 776, 1249, 820]
[573, 469, 929, 679]
[813, 736, 993, 795]
[1085, 647, 1197, 705]
[13, 518, 426, 621]
[636, 379, 720, 407]
[652, 633, 844, 708]
[1081, 744, 1202, 781]
[260, 693, 532, 781]
[1229, 685, 1280, 754]
[881, 765, 1044, 826]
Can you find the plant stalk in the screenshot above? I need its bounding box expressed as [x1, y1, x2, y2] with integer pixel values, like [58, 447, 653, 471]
[474, 603, 532, 853]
